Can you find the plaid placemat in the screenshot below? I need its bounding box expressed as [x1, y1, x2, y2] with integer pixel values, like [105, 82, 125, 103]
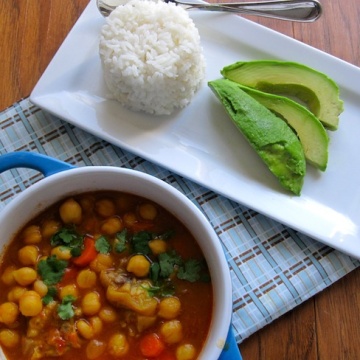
[0, 98, 359, 343]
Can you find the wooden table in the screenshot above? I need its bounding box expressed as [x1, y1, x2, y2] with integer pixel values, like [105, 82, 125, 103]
[1, 0, 359, 358]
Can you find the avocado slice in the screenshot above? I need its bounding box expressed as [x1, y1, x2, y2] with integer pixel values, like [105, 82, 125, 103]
[208, 78, 306, 195]
[238, 84, 329, 171]
[221, 60, 344, 131]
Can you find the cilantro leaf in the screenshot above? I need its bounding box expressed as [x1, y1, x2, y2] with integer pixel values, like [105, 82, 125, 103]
[51, 227, 82, 247]
[114, 230, 128, 253]
[95, 236, 111, 254]
[58, 295, 76, 320]
[51, 227, 83, 256]
[42, 287, 58, 305]
[158, 281, 175, 297]
[150, 262, 160, 282]
[145, 280, 175, 297]
[131, 231, 153, 255]
[156, 230, 175, 241]
[38, 255, 68, 286]
[70, 247, 82, 257]
[158, 251, 182, 278]
[177, 259, 202, 283]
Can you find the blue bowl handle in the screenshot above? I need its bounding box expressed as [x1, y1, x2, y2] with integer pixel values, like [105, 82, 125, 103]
[0, 152, 75, 177]
[219, 327, 242, 360]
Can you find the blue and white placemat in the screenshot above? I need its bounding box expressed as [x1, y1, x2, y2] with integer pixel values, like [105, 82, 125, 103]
[0, 98, 359, 343]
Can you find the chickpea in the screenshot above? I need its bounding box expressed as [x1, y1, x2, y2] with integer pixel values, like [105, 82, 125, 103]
[13, 267, 37, 286]
[149, 239, 167, 255]
[99, 306, 118, 323]
[158, 297, 181, 319]
[59, 198, 82, 224]
[22, 225, 42, 244]
[160, 320, 183, 344]
[7, 286, 27, 303]
[79, 195, 95, 212]
[123, 212, 137, 227]
[41, 219, 61, 239]
[101, 216, 123, 235]
[115, 194, 134, 211]
[0, 329, 20, 348]
[51, 246, 72, 260]
[108, 333, 129, 357]
[89, 316, 103, 335]
[60, 284, 79, 300]
[1, 265, 16, 286]
[76, 269, 97, 289]
[0, 302, 19, 325]
[138, 203, 157, 220]
[95, 198, 116, 217]
[126, 254, 151, 277]
[18, 245, 39, 266]
[90, 253, 114, 273]
[176, 344, 196, 360]
[82, 292, 101, 316]
[86, 339, 107, 360]
[33, 280, 48, 297]
[76, 317, 103, 339]
[77, 319, 95, 340]
[19, 291, 43, 317]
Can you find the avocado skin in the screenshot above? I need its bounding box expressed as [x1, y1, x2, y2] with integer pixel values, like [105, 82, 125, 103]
[208, 78, 306, 195]
[221, 60, 344, 131]
[238, 84, 329, 171]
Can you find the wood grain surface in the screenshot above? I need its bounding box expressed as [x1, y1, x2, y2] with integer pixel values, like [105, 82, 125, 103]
[1, 1, 359, 359]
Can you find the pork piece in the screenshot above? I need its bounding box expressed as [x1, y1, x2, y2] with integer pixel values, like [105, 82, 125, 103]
[99, 267, 129, 288]
[106, 280, 158, 316]
[101, 265, 159, 318]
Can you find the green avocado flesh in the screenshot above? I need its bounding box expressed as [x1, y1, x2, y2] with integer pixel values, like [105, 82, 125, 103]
[221, 60, 344, 130]
[238, 85, 329, 171]
[208, 78, 306, 195]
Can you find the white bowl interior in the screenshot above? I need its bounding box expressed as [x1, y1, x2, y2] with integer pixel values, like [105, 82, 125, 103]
[0, 166, 232, 360]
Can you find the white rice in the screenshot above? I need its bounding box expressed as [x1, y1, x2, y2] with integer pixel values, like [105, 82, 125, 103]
[99, 0, 206, 115]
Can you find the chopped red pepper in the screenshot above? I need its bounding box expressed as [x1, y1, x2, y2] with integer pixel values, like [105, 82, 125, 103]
[58, 266, 79, 287]
[72, 236, 97, 267]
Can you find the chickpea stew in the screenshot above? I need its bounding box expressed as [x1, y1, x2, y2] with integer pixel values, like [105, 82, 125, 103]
[0, 191, 213, 360]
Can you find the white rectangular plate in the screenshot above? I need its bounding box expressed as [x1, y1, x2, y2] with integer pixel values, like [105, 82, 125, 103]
[31, 0, 360, 259]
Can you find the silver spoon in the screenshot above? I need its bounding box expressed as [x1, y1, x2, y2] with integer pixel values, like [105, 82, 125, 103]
[97, 0, 322, 22]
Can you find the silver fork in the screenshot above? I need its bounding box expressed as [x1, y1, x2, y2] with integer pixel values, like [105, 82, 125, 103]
[97, 0, 322, 22]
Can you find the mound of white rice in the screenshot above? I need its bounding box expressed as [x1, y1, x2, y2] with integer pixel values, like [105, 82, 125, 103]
[99, 0, 206, 115]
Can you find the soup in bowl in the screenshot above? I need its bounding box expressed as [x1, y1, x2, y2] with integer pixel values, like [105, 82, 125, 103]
[0, 152, 235, 360]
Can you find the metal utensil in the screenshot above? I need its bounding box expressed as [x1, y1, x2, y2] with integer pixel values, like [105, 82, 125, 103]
[97, 0, 322, 22]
